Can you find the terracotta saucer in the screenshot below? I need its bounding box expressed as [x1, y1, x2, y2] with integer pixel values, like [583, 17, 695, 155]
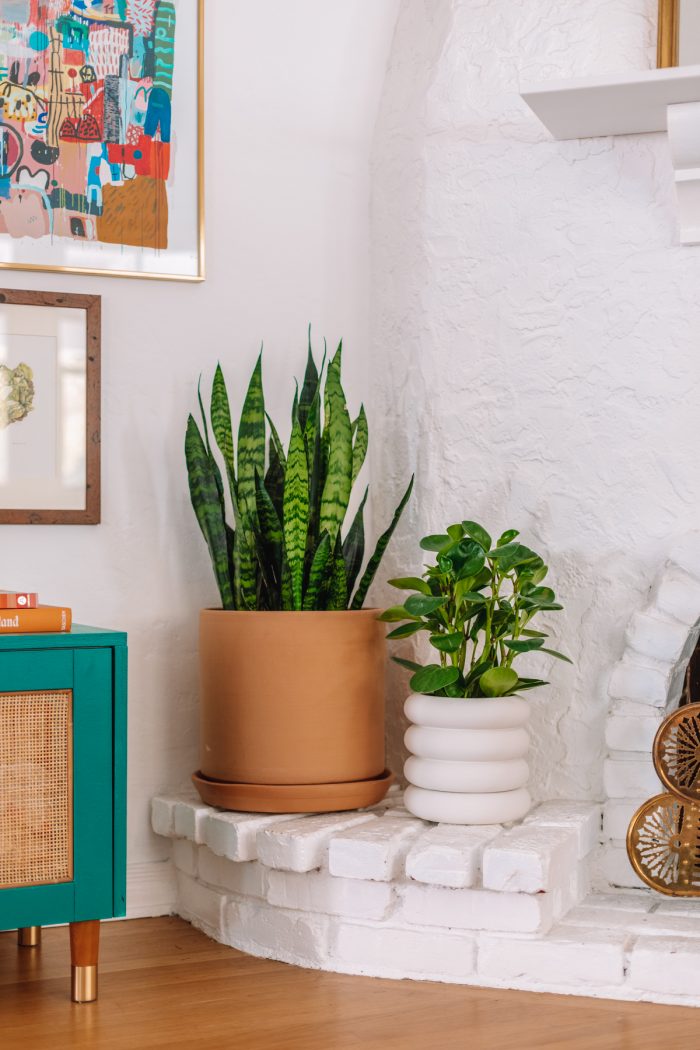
[192, 768, 395, 814]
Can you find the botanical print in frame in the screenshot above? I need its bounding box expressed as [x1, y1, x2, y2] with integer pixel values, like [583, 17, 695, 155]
[0, 1, 203, 281]
[0, 289, 100, 524]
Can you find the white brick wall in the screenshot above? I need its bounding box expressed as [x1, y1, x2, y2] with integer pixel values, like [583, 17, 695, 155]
[153, 791, 700, 1005]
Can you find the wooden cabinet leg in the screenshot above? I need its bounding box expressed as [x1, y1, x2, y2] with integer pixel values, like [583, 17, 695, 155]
[69, 920, 100, 1003]
[17, 927, 41, 948]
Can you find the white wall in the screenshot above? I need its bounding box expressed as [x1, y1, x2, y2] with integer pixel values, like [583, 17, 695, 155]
[2, 0, 400, 914]
[370, 0, 700, 802]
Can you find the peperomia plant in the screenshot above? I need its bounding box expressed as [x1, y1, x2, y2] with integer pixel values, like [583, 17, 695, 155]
[185, 334, 413, 611]
[380, 521, 570, 698]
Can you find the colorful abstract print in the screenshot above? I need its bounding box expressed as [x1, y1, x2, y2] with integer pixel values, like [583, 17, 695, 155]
[0, 0, 177, 250]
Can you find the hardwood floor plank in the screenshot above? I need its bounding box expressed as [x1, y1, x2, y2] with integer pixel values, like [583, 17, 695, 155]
[0, 918, 697, 1050]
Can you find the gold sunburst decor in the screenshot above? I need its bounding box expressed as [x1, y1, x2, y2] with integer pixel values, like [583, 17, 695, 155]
[627, 792, 700, 896]
[627, 702, 700, 895]
[653, 702, 700, 802]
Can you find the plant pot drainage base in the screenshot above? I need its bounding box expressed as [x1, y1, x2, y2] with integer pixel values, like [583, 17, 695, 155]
[192, 768, 395, 814]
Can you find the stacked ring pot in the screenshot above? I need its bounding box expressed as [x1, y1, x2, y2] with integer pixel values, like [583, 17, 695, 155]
[403, 693, 531, 825]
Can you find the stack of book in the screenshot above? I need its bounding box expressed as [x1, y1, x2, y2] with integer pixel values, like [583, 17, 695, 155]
[0, 590, 72, 634]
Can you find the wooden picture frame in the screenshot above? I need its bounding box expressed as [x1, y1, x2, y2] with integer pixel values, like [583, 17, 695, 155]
[0, 289, 100, 525]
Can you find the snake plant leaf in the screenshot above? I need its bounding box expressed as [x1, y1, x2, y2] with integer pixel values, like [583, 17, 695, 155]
[292, 379, 299, 427]
[351, 476, 414, 609]
[264, 413, 286, 517]
[303, 532, 332, 610]
[304, 389, 323, 558]
[319, 344, 353, 546]
[298, 328, 320, 432]
[185, 414, 234, 610]
[255, 468, 284, 602]
[237, 352, 266, 525]
[211, 363, 235, 486]
[329, 536, 349, 610]
[265, 434, 285, 519]
[197, 376, 212, 455]
[283, 414, 309, 610]
[281, 555, 294, 611]
[351, 405, 368, 486]
[342, 486, 368, 598]
[236, 353, 266, 607]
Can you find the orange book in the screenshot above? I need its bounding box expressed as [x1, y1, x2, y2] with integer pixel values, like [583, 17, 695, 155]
[0, 606, 72, 634]
[0, 590, 38, 609]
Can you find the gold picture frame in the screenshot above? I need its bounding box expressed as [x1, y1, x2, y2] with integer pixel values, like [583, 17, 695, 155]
[0, 1, 204, 283]
[657, 0, 680, 68]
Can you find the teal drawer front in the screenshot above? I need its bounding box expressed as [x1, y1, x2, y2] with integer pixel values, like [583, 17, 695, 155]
[0, 649, 74, 691]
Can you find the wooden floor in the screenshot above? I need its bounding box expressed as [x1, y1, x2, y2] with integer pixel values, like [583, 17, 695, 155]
[0, 917, 697, 1049]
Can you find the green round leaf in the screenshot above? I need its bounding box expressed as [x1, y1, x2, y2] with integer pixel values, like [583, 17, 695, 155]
[447, 523, 465, 541]
[497, 529, 519, 547]
[504, 638, 545, 652]
[410, 664, 460, 695]
[461, 521, 492, 551]
[479, 667, 519, 697]
[429, 632, 463, 653]
[404, 594, 446, 617]
[388, 577, 431, 595]
[420, 534, 452, 552]
[386, 621, 426, 640]
[377, 605, 413, 622]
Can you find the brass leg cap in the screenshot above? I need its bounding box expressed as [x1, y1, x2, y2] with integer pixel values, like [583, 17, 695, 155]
[71, 965, 98, 1003]
[17, 927, 41, 948]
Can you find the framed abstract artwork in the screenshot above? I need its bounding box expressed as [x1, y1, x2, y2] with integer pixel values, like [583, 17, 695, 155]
[0, 1, 203, 281]
[0, 288, 100, 524]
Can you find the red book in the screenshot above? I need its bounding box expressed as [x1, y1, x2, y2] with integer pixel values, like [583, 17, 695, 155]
[0, 590, 39, 609]
[0, 606, 72, 633]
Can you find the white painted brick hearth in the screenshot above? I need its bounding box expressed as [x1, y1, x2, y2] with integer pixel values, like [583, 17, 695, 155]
[329, 816, 425, 881]
[153, 791, 700, 1004]
[405, 824, 500, 889]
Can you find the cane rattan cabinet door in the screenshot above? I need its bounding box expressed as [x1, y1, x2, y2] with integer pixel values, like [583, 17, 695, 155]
[0, 628, 127, 931]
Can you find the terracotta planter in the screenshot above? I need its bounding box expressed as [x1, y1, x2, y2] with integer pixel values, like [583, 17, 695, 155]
[403, 694, 531, 825]
[194, 609, 393, 812]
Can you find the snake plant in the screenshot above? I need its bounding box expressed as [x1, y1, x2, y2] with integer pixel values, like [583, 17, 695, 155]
[186, 335, 413, 611]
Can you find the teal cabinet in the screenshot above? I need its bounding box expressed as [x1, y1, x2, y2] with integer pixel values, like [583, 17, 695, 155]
[0, 626, 127, 1001]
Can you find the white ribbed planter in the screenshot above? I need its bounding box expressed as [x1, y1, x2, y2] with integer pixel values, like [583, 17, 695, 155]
[403, 694, 531, 825]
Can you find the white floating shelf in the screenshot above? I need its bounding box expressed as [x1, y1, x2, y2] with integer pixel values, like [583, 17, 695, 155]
[520, 65, 700, 244]
[521, 64, 700, 139]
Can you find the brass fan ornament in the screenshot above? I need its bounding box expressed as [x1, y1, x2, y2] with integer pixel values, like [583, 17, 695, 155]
[627, 702, 700, 895]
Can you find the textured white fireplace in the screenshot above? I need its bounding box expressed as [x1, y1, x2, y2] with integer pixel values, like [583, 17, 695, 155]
[150, 0, 700, 1008]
